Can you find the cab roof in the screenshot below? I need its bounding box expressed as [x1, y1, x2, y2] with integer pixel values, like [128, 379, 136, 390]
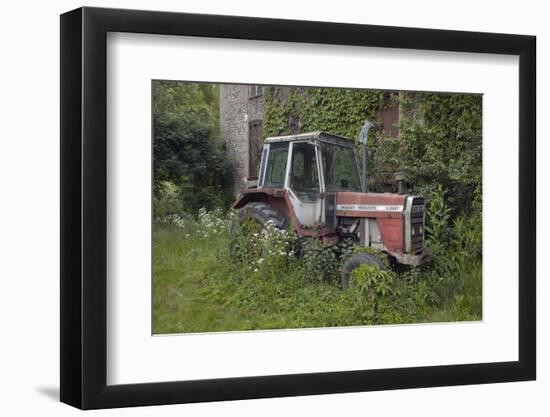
[264, 131, 354, 148]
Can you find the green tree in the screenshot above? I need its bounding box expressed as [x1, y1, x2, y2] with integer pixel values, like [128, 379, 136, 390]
[153, 81, 234, 215]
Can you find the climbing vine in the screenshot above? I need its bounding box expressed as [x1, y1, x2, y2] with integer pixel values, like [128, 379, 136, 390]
[264, 87, 387, 140]
[263, 87, 482, 218]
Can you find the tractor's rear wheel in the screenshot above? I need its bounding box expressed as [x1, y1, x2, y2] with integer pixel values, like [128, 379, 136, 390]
[229, 202, 288, 258]
[238, 202, 287, 230]
[341, 252, 386, 290]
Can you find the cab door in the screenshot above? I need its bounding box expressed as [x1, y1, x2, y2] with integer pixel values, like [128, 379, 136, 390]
[285, 141, 324, 227]
[259, 142, 289, 189]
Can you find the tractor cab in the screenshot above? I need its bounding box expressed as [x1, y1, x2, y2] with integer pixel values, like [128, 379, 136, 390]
[257, 132, 361, 228]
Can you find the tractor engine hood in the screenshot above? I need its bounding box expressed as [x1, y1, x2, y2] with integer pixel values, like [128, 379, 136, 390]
[335, 192, 407, 218]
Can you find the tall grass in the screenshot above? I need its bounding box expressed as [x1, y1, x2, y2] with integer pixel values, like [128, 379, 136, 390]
[153, 191, 482, 334]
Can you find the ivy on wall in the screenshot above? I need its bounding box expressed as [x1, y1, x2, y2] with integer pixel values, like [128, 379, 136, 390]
[264, 87, 387, 140]
[263, 86, 482, 218]
[386, 92, 482, 215]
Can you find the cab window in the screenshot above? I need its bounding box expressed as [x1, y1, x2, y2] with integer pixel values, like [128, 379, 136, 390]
[263, 143, 289, 188]
[290, 142, 320, 202]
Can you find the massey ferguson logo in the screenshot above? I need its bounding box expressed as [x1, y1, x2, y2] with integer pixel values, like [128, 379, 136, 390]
[336, 204, 403, 212]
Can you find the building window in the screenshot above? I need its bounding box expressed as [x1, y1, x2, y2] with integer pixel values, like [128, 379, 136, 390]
[248, 120, 263, 179]
[377, 97, 400, 137]
[249, 85, 263, 98]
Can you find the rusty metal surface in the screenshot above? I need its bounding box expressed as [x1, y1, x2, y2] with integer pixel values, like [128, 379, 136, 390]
[232, 188, 285, 209]
[283, 192, 330, 238]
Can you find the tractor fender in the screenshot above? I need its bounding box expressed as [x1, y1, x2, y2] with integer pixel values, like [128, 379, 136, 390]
[232, 188, 288, 211]
[232, 189, 333, 239]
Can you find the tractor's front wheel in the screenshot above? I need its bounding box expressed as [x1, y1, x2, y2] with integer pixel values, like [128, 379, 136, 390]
[229, 202, 288, 258]
[341, 252, 386, 290]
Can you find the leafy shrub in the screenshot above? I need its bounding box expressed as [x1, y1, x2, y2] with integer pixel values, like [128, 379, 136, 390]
[153, 181, 182, 219]
[425, 184, 452, 252]
[153, 81, 234, 215]
[301, 238, 339, 282]
[422, 185, 482, 318]
[351, 263, 395, 299]
[300, 238, 358, 283]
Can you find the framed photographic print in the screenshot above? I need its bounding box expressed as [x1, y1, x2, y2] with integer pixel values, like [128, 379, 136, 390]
[60, 6, 536, 409]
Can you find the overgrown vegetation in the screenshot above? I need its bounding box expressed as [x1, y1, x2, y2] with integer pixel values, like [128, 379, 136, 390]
[264, 87, 387, 140]
[153, 196, 481, 334]
[370, 93, 482, 214]
[153, 81, 234, 216]
[262, 87, 483, 319]
[153, 83, 482, 333]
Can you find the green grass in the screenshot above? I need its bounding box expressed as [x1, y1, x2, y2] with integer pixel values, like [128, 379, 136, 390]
[153, 226, 356, 332]
[153, 222, 482, 334]
[153, 227, 243, 333]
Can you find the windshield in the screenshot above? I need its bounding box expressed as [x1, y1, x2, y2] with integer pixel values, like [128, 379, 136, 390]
[321, 142, 362, 192]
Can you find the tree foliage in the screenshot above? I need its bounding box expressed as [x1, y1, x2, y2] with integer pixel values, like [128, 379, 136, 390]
[153, 81, 234, 215]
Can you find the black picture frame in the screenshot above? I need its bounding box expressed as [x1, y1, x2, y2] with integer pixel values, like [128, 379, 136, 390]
[60, 6, 536, 410]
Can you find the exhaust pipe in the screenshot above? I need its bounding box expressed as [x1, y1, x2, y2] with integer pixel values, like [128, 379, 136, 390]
[394, 171, 407, 194]
[359, 118, 375, 192]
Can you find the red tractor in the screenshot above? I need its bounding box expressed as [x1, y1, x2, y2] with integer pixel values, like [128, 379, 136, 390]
[232, 122, 431, 287]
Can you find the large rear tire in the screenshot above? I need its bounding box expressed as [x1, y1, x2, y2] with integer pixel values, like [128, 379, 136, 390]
[229, 202, 288, 257]
[238, 202, 287, 230]
[341, 252, 386, 290]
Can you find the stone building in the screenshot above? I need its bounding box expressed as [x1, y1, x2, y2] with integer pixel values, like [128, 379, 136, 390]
[219, 84, 265, 195]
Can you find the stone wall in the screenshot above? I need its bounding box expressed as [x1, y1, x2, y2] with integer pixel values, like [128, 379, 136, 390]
[219, 84, 265, 195]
